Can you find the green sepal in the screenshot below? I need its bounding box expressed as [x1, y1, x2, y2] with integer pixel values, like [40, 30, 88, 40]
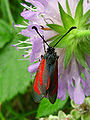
[58, 2, 75, 30]
[50, 30, 76, 48]
[47, 34, 61, 42]
[64, 45, 74, 69]
[49, 35, 61, 47]
[79, 40, 90, 55]
[47, 24, 66, 34]
[75, 0, 83, 26]
[74, 44, 88, 69]
[80, 9, 90, 27]
[76, 30, 90, 38]
[66, 0, 72, 16]
[84, 23, 90, 28]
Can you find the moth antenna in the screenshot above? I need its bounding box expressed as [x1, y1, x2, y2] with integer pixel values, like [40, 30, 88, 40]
[53, 26, 77, 47]
[32, 26, 50, 47]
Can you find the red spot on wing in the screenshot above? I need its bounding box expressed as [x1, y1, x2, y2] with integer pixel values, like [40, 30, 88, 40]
[51, 81, 58, 96]
[52, 60, 58, 96]
[53, 60, 58, 85]
[33, 58, 45, 95]
[39, 59, 45, 86]
[46, 77, 50, 90]
[33, 72, 40, 95]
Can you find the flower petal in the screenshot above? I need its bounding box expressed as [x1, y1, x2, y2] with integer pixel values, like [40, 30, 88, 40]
[25, 0, 45, 12]
[28, 62, 40, 76]
[21, 10, 36, 20]
[57, 69, 68, 100]
[83, 69, 90, 96]
[30, 38, 44, 63]
[67, 57, 85, 104]
[74, 78, 85, 104]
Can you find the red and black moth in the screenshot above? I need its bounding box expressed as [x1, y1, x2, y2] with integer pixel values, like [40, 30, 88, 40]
[32, 26, 77, 104]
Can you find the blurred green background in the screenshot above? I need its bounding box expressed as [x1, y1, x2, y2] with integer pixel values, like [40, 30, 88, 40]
[0, 0, 89, 120]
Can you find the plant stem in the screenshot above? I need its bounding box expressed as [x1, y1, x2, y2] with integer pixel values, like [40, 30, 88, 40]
[4, 0, 14, 24]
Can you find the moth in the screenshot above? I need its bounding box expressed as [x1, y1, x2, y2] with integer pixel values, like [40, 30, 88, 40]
[32, 26, 76, 104]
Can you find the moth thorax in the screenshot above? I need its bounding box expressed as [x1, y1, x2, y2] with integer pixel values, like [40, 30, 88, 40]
[47, 47, 55, 54]
[46, 51, 57, 65]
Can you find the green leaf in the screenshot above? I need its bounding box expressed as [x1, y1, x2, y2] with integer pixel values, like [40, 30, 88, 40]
[58, 2, 75, 30]
[74, 44, 88, 68]
[76, 30, 90, 38]
[0, 40, 32, 103]
[64, 45, 74, 69]
[75, 0, 83, 26]
[0, 19, 13, 48]
[80, 9, 90, 26]
[66, 0, 72, 16]
[37, 96, 69, 118]
[47, 24, 66, 34]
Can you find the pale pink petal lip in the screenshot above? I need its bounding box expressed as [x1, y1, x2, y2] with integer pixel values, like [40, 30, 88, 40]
[74, 78, 85, 104]
[21, 10, 36, 20]
[30, 38, 43, 63]
[28, 62, 40, 77]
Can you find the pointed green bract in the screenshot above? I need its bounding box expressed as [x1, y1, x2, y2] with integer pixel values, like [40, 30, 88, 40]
[80, 9, 90, 27]
[64, 45, 74, 69]
[74, 44, 88, 69]
[47, 34, 61, 42]
[58, 2, 75, 30]
[47, 24, 66, 34]
[49, 35, 61, 47]
[55, 37, 74, 48]
[79, 40, 90, 55]
[66, 0, 72, 16]
[75, 0, 83, 26]
[50, 30, 75, 48]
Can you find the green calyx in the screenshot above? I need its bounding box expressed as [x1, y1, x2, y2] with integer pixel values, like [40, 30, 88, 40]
[47, 0, 90, 69]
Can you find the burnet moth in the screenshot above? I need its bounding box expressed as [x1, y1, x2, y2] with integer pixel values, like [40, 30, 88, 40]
[32, 26, 77, 104]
